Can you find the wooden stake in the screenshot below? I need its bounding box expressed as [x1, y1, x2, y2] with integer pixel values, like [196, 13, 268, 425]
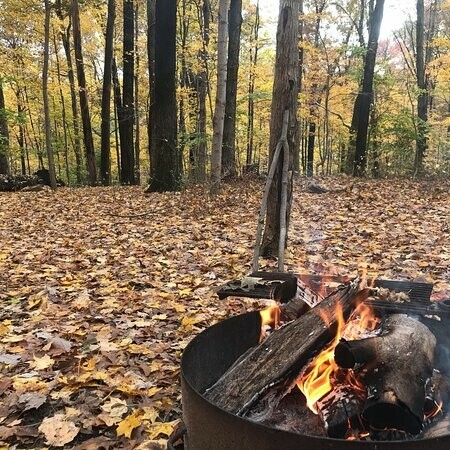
[252, 110, 290, 272]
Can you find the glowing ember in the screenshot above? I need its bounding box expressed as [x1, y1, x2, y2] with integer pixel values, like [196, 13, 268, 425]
[425, 399, 443, 420]
[259, 302, 280, 341]
[297, 299, 380, 414]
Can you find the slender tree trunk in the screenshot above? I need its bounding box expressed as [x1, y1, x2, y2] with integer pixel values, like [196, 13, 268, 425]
[210, 0, 230, 194]
[350, 0, 385, 176]
[294, 0, 304, 174]
[134, 1, 141, 184]
[72, 0, 97, 184]
[61, 25, 83, 183]
[415, 0, 427, 177]
[0, 78, 10, 175]
[261, 0, 300, 257]
[191, 0, 210, 183]
[148, 0, 181, 191]
[43, 0, 57, 189]
[306, 121, 316, 176]
[246, 1, 260, 167]
[222, 0, 242, 178]
[121, 0, 135, 184]
[147, 0, 156, 174]
[53, 30, 70, 184]
[100, 0, 116, 185]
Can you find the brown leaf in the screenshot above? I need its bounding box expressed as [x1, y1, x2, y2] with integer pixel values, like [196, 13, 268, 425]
[38, 414, 80, 447]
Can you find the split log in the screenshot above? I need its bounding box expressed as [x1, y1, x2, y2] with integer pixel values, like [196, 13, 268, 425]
[334, 314, 436, 435]
[204, 280, 368, 415]
[316, 375, 364, 439]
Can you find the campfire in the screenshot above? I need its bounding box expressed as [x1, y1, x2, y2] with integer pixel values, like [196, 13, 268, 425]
[179, 275, 450, 449]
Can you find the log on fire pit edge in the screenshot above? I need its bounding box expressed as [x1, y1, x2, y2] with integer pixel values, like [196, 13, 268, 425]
[335, 314, 437, 435]
[205, 279, 369, 415]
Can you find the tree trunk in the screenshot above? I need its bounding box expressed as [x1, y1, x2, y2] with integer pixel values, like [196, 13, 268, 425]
[53, 29, 70, 184]
[134, 1, 141, 184]
[210, 0, 230, 194]
[0, 78, 11, 175]
[222, 0, 242, 178]
[147, 0, 156, 175]
[148, 0, 181, 192]
[294, 0, 304, 174]
[191, 0, 210, 183]
[61, 25, 83, 183]
[350, 0, 385, 176]
[43, 0, 58, 189]
[261, 0, 300, 258]
[121, 0, 136, 184]
[72, 0, 97, 185]
[415, 0, 427, 177]
[100, 0, 116, 186]
[246, 2, 260, 167]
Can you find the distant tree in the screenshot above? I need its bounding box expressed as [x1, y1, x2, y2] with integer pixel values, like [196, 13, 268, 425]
[0, 78, 10, 175]
[350, 0, 385, 176]
[261, 0, 300, 257]
[210, 0, 230, 194]
[100, 0, 116, 186]
[120, 0, 136, 184]
[43, 0, 57, 189]
[72, 0, 97, 184]
[222, 0, 242, 178]
[148, 0, 182, 192]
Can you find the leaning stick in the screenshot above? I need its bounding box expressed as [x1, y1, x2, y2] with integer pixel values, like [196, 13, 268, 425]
[252, 109, 290, 272]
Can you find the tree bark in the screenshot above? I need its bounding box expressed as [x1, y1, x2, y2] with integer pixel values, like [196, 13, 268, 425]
[121, 0, 136, 184]
[350, 0, 385, 176]
[60, 24, 83, 184]
[134, 1, 141, 184]
[415, 0, 427, 177]
[210, 0, 230, 194]
[246, 2, 260, 167]
[100, 0, 116, 186]
[147, 0, 156, 175]
[43, 0, 58, 189]
[148, 0, 181, 192]
[222, 0, 242, 178]
[261, 0, 300, 257]
[72, 0, 97, 185]
[205, 281, 367, 415]
[0, 78, 10, 175]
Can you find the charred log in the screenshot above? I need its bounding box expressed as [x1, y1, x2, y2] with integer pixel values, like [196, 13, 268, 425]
[204, 280, 368, 415]
[334, 314, 436, 435]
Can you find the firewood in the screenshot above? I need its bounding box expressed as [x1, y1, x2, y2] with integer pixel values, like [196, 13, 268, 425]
[204, 280, 368, 415]
[334, 314, 436, 435]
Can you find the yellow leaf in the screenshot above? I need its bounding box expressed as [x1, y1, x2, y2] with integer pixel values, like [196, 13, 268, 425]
[30, 354, 54, 370]
[116, 411, 142, 438]
[146, 419, 180, 440]
[417, 261, 429, 267]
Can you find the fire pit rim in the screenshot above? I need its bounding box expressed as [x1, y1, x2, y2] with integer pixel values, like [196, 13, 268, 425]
[181, 311, 447, 448]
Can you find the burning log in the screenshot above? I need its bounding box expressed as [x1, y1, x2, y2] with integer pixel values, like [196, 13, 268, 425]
[334, 314, 436, 435]
[204, 279, 368, 415]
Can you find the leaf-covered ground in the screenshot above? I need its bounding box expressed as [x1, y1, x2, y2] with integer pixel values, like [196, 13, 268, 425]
[0, 178, 449, 448]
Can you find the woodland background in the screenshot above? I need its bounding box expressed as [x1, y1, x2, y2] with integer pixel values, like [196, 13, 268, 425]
[0, 0, 450, 182]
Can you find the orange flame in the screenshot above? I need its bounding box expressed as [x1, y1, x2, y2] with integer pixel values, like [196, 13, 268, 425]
[259, 302, 280, 342]
[425, 400, 443, 420]
[297, 300, 380, 414]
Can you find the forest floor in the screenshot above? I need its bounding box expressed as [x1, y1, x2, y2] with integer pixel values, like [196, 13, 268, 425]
[0, 177, 449, 449]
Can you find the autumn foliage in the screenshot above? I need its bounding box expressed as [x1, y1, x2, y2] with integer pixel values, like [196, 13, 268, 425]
[0, 178, 449, 447]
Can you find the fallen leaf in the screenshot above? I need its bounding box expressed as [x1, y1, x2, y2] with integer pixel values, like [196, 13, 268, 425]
[116, 410, 142, 438]
[38, 414, 80, 447]
[29, 354, 54, 370]
[18, 392, 47, 411]
[0, 354, 21, 366]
